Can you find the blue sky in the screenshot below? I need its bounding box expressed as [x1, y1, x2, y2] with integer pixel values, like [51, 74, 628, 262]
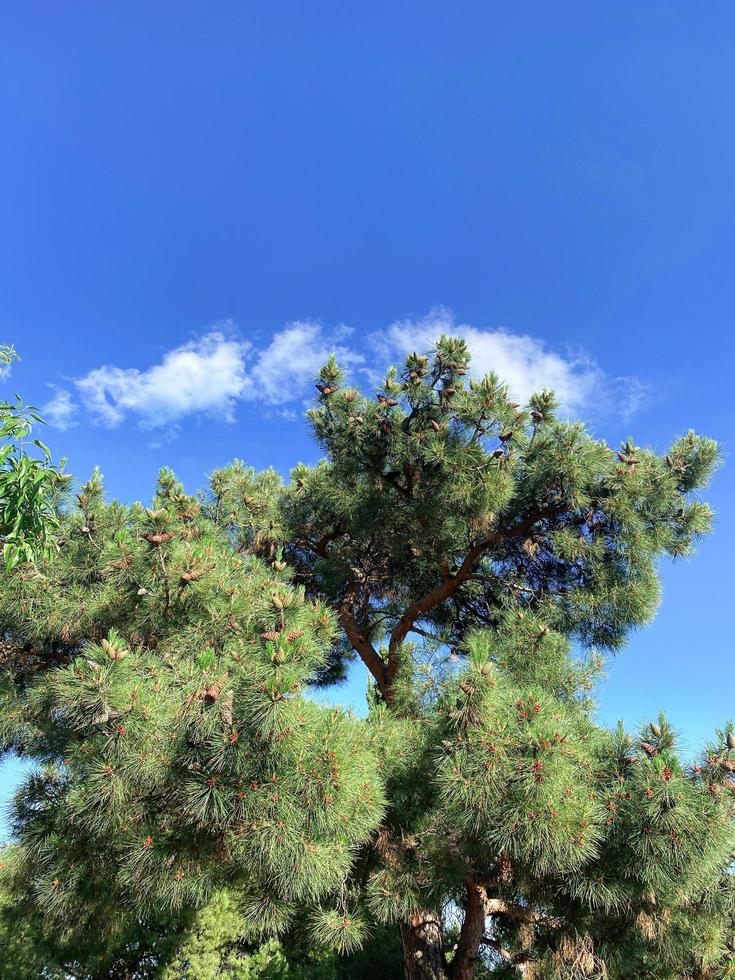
[2, 2, 735, 832]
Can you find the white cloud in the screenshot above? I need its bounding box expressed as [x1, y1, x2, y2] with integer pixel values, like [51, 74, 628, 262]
[47, 310, 642, 432]
[42, 387, 77, 430]
[374, 308, 605, 414]
[67, 321, 365, 429]
[247, 321, 364, 404]
[76, 330, 252, 427]
[615, 376, 649, 423]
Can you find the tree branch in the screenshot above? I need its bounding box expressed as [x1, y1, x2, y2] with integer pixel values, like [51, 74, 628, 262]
[302, 529, 392, 699]
[480, 936, 529, 966]
[383, 470, 412, 499]
[338, 587, 388, 696]
[385, 502, 569, 688]
[312, 530, 344, 558]
[485, 898, 561, 928]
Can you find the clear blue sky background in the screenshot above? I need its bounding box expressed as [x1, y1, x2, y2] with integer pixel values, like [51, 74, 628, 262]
[1, 2, 734, 836]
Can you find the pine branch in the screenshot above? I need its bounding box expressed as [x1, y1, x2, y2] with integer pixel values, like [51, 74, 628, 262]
[338, 585, 388, 692]
[385, 502, 570, 690]
[480, 936, 528, 966]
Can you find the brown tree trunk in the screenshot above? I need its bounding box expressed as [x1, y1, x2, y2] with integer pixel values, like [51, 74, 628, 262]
[451, 878, 489, 980]
[399, 910, 449, 980]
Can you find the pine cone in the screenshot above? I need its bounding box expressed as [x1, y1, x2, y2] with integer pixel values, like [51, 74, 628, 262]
[727, 731, 735, 750]
[640, 741, 658, 758]
[143, 532, 174, 545]
[616, 451, 638, 466]
[203, 684, 222, 704]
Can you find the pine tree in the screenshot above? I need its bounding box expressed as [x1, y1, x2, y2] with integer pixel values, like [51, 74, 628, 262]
[205, 337, 733, 978]
[1, 336, 733, 978]
[0, 470, 385, 976]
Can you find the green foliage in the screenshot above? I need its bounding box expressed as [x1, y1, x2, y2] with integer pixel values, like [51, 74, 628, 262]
[0, 870, 404, 979]
[0, 470, 385, 976]
[209, 335, 719, 693]
[0, 381, 69, 570]
[0, 336, 732, 979]
[0, 866, 186, 979]
[0, 875, 66, 978]
[157, 891, 342, 979]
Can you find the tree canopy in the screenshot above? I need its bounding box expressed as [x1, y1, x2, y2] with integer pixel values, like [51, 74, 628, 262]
[209, 337, 716, 700]
[0, 336, 733, 979]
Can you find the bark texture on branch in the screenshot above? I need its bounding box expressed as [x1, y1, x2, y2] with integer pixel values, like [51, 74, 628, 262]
[399, 910, 449, 980]
[451, 878, 490, 980]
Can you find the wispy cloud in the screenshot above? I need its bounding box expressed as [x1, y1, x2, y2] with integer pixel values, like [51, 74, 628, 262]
[615, 376, 649, 424]
[43, 310, 644, 432]
[248, 321, 364, 404]
[42, 387, 77, 431]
